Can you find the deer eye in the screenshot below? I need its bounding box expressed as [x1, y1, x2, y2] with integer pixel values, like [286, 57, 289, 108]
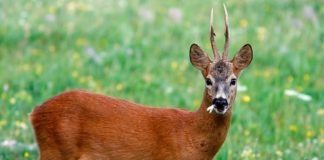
[206, 78, 212, 86]
[230, 79, 237, 86]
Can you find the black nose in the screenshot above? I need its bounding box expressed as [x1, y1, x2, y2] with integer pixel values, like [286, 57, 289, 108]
[213, 98, 228, 111]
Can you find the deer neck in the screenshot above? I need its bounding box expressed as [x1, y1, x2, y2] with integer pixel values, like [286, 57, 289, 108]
[191, 89, 233, 152]
[195, 89, 233, 130]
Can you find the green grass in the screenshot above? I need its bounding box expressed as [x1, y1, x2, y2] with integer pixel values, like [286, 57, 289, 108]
[0, 0, 323, 159]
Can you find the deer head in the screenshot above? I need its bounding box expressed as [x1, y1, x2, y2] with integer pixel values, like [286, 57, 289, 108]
[190, 5, 253, 115]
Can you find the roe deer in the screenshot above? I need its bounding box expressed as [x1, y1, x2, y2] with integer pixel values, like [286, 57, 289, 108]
[30, 5, 253, 160]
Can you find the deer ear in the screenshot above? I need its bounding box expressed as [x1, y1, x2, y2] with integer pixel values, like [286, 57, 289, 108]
[232, 44, 253, 71]
[189, 43, 211, 72]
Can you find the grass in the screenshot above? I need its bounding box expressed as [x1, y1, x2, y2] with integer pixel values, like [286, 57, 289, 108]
[0, 0, 323, 159]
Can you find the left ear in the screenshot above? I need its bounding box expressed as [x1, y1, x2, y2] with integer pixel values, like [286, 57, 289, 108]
[231, 44, 253, 71]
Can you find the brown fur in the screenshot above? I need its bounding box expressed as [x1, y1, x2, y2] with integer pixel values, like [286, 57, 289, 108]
[30, 89, 232, 160]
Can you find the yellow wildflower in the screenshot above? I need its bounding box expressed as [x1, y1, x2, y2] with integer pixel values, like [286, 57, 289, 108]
[35, 64, 43, 75]
[72, 52, 80, 61]
[228, 149, 232, 159]
[86, 77, 97, 89]
[1, 93, 7, 100]
[76, 37, 87, 46]
[263, 70, 271, 78]
[306, 130, 312, 139]
[79, 3, 91, 12]
[10, 97, 16, 105]
[303, 74, 310, 81]
[143, 73, 152, 83]
[275, 150, 283, 157]
[193, 99, 200, 108]
[15, 130, 20, 136]
[289, 125, 297, 132]
[31, 49, 39, 56]
[15, 121, 27, 130]
[116, 84, 124, 91]
[79, 76, 87, 83]
[287, 75, 293, 83]
[21, 64, 31, 71]
[244, 130, 250, 136]
[0, 120, 7, 128]
[239, 19, 248, 28]
[66, 2, 77, 12]
[72, 71, 79, 78]
[16, 90, 32, 103]
[171, 61, 178, 70]
[241, 147, 255, 158]
[49, 45, 56, 53]
[48, 6, 56, 14]
[24, 151, 30, 158]
[317, 109, 324, 116]
[242, 95, 251, 103]
[177, 77, 185, 84]
[296, 86, 303, 92]
[320, 138, 324, 144]
[257, 27, 267, 41]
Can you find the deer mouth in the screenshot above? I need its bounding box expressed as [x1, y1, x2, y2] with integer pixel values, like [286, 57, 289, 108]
[215, 105, 228, 115]
[206, 104, 228, 115]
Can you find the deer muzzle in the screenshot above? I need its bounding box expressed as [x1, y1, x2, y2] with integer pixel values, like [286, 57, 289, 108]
[213, 98, 228, 114]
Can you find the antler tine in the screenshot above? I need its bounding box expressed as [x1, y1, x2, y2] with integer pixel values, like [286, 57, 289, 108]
[222, 4, 229, 60]
[210, 8, 220, 61]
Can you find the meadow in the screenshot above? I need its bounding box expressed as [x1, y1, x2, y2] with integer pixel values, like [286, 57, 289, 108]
[0, 0, 323, 159]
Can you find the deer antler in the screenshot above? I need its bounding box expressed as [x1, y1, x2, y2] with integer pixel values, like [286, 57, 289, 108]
[210, 8, 220, 61]
[210, 5, 230, 61]
[222, 4, 229, 60]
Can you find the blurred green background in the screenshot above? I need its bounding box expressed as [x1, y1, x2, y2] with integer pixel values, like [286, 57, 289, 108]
[0, 0, 323, 159]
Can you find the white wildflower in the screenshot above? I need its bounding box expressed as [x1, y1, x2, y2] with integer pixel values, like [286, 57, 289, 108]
[44, 14, 56, 22]
[284, 89, 312, 101]
[241, 146, 255, 158]
[168, 8, 182, 23]
[165, 86, 173, 94]
[84, 47, 102, 64]
[1, 139, 17, 148]
[138, 8, 154, 22]
[0, 139, 37, 150]
[117, 0, 127, 8]
[3, 83, 9, 92]
[303, 5, 318, 26]
[237, 84, 247, 92]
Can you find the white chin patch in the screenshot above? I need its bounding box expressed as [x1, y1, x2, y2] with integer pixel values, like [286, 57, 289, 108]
[206, 105, 228, 115]
[206, 105, 215, 113]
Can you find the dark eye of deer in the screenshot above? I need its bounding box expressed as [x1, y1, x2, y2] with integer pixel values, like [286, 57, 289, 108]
[206, 78, 212, 86]
[230, 79, 236, 86]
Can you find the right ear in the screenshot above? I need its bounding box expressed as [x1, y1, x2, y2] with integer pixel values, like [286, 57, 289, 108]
[232, 44, 253, 72]
[189, 43, 211, 73]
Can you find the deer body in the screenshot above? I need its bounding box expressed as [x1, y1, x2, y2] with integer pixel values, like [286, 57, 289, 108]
[30, 6, 253, 160]
[30, 89, 231, 160]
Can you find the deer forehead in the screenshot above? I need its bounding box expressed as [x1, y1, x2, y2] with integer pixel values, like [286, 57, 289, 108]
[207, 61, 234, 81]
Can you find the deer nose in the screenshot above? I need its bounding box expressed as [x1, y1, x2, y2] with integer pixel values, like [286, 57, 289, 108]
[213, 98, 228, 111]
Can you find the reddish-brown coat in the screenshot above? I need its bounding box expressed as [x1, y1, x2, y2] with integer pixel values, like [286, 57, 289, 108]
[30, 89, 232, 160]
